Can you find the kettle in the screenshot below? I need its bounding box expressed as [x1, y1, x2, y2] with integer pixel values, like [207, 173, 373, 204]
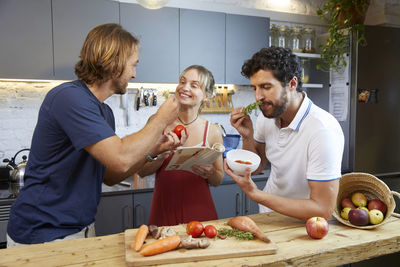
[3, 148, 30, 196]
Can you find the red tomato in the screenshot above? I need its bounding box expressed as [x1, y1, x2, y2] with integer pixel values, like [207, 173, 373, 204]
[173, 125, 187, 139]
[186, 221, 204, 238]
[204, 225, 218, 238]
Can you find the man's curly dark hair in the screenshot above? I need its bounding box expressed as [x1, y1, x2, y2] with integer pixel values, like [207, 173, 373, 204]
[241, 47, 303, 92]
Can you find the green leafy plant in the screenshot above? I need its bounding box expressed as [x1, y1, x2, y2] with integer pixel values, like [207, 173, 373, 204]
[217, 228, 255, 240]
[316, 0, 370, 72]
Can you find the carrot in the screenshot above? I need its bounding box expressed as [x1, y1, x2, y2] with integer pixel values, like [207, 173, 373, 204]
[140, 235, 181, 256]
[228, 216, 271, 243]
[133, 224, 149, 252]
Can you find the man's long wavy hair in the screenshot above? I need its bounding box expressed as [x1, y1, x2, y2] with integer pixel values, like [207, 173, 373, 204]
[75, 23, 139, 85]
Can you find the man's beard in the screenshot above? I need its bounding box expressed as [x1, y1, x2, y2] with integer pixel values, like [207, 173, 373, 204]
[261, 89, 288, 118]
[112, 77, 128, 95]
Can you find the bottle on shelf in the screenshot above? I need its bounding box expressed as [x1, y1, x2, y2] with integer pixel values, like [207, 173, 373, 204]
[302, 27, 316, 53]
[300, 58, 310, 84]
[269, 23, 279, 47]
[277, 25, 290, 49]
[289, 26, 303, 53]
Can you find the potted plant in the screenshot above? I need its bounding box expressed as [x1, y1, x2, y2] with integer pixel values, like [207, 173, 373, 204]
[316, 0, 370, 72]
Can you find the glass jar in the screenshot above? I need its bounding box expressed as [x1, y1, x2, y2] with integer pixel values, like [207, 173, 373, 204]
[302, 27, 316, 53]
[269, 24, 279, 47]
[289, 26, 303, 53]
[300, 58, 310, 84]
[277, 25, 290, 49]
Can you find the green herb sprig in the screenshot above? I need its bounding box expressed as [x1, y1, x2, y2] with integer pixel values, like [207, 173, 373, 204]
[243, 101, 262, 115]
[217, 228, 255, 241]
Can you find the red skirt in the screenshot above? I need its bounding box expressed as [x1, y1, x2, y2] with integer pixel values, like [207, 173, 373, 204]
[148, 154, 218, 226]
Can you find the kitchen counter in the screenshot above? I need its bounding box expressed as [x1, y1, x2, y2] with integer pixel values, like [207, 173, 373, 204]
[1, 212, 400, 266]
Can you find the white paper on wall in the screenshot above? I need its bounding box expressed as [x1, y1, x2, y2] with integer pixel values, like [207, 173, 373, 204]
[329, 54, 349, 122]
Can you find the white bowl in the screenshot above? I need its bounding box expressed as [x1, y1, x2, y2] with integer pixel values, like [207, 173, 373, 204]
[226, 149, 261, 175]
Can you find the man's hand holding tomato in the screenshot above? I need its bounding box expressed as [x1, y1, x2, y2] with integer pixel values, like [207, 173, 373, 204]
[148, 124, 188, 161]
[173, 125, 187, 139]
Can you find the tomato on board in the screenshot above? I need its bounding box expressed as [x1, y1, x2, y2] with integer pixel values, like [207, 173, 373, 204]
[204, 225, 218, 238]
[173, 124, 187, 139]
[186, 221, 204, 238]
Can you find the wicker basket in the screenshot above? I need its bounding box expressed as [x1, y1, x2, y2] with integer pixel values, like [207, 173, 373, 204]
[333, 172, 400, 229]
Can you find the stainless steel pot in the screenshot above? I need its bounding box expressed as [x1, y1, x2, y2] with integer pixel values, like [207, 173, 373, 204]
[3, 148, 30, 196]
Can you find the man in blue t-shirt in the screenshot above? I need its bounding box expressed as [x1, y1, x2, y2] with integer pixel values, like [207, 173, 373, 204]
[7, 23, 185, 246]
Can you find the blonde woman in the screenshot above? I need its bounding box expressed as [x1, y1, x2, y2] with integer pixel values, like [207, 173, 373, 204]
[139, 65, 224, 226]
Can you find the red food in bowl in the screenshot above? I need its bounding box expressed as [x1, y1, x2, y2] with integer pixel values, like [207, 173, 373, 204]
[234, 160, 252, 165]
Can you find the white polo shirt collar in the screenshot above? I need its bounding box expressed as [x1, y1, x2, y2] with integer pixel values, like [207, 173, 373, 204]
[284, 92, 312, 131]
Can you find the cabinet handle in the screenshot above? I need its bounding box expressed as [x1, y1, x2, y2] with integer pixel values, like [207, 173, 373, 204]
[134, 204, 144, 227]
[245, 196, 250, 214]
[235, 193, 241, 216]
[122, 205, 132, 230]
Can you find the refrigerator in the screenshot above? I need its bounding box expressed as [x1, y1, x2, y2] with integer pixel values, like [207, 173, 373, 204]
[307, 25, 400, 179]
[348, 25, 400, 177]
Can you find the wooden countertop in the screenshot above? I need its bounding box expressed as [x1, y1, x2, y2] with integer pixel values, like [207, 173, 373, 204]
[1, 212, 400, 266]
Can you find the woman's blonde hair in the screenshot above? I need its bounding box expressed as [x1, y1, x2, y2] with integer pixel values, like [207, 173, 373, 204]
[180, 65, 216, 99]
[75, 23, 139, 85]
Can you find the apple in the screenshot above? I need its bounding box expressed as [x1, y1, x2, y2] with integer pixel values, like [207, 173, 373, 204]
[351, 192, 367, 207]
[348, 208, 369, 226]
[369, 209, 384, 225]
[368, 199, 387, 214]
[306, 217, 329, 239]
[341, 198, 356, 209]
[360, 207, 370, 214]
[340, 207, 352, 220]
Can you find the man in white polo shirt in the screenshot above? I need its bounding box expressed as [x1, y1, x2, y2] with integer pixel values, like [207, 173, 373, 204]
[226, 47, 344, 221]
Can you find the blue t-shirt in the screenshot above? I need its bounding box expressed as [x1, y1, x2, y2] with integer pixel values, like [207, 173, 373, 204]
[7, 80, 116, 244]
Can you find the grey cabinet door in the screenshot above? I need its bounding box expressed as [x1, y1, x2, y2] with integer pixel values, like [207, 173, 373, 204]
[133, 191, 153, 228]
[120, 4, 179, 83]
[243, 180, 266, 215]
[179, 9, 226, 83]
[0, 0, 53, 79]
[52, 0, 119, 80]
[95, 193, 133, 236]
[226, 14, 269, 85]
[210, 183, 243, 219]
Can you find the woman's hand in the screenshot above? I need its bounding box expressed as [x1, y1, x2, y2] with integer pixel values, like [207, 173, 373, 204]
[191, 164, 215, 180]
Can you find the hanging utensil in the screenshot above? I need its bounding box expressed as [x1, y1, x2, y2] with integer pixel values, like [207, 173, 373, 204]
[136, 87, 143, 111]
[152, 91, 157, 106]
[144, 90, 150, 106]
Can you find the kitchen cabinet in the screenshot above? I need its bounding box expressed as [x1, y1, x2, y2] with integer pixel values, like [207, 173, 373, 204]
[294, 52, 324, 89]
[0, 0, 53, 79]
[179, 9, 226, 83]
[225, 14, 269, 85]
[52, 0, 119, 80]
[210, 179, 266, 219]
[120, 4, 179, 83]
[133, 190, 153, 228]
[95, 193, 133, 236]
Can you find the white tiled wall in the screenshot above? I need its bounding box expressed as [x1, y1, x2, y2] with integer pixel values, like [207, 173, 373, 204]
[0, 80, 257, 164]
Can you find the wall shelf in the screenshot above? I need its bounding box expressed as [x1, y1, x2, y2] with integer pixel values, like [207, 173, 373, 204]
[294, 52, 321, 58]
[303, 83, 323, 88]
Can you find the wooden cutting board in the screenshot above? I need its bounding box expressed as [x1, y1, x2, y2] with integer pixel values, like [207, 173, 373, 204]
[124, 223, 277, 266]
